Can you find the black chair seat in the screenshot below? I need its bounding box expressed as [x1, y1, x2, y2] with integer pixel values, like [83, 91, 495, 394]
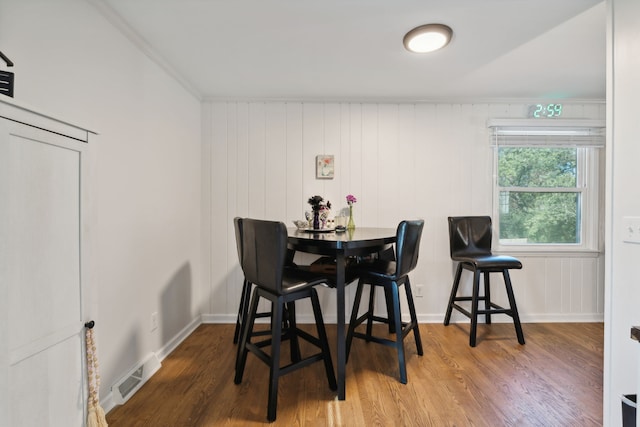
[354, 259, 400, 280]
[290, 255, 361, 287]
[453, 255, 522, 270]
[281, 268, 329, 293]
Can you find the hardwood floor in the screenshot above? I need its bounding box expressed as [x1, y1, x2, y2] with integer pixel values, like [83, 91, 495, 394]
[106, 322, 603, 426]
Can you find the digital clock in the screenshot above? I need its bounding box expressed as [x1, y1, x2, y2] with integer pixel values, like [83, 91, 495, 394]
[528, 103, 563, 118]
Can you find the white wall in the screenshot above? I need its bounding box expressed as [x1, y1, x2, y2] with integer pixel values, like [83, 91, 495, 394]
[203, 101, 606, 325]
[0, 0, 203, 410]
[605, 1, 640, 425]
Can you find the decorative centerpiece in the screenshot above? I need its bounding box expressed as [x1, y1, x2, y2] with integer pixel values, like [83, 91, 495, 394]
[346, 194, 357, 230]
[308, 195, 331, 229]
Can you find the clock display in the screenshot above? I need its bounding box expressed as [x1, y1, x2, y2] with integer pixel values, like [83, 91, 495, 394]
[529, 103, 563, 118]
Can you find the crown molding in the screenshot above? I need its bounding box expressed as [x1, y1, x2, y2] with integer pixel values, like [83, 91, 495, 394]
[86, 0, 203, 101]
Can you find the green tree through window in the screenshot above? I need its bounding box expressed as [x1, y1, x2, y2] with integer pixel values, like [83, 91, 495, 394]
[498, 147, 580, 244]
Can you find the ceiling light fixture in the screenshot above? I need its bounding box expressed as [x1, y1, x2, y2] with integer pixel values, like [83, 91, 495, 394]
[403, 24, 453, 53]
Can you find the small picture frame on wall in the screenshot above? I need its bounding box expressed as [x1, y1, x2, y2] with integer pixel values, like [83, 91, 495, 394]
[316, 155, 334, 179]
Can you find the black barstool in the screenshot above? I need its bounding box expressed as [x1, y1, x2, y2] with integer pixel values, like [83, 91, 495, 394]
[232, 217, 277, 345]
[234, 218, 336, 422]
[346, 220, 424, 384]
[444, 216, 525, 347]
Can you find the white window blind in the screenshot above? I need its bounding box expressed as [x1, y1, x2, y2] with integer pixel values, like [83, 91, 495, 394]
[487, 119, 606, 147]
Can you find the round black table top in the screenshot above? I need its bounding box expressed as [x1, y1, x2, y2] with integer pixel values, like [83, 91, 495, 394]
[287, 227, 396, 253]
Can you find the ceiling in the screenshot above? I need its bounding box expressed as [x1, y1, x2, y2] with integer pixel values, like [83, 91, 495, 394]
[98, 0, 606, 102]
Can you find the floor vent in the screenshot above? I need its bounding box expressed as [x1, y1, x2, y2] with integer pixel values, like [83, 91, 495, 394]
[111, 353, 161, 404]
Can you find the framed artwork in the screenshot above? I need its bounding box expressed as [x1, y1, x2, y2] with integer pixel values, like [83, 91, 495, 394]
[316, 155, 334, 179]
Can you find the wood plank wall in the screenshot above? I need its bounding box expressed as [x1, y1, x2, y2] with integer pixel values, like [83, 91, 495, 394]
[202, 101, 606, 324]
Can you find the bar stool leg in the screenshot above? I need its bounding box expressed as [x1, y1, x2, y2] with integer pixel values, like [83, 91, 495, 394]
[390, 283, 407, 384]
[310, 289, 337, 391]
[234, 279, 252, 344]
[384, 287, 396, 333]
[267, 298, 284, 422]
[404, 279, 423, 355]
[483, 271, 492, 324]
[470, 270, 481, 347]
[287, 302, 301, 363]
[444, 263, 463, 325]
[366, 284, 376, 341]
[503, 270, 525, 345]
[235, 287, 260, 381]
[346, 280, 365, 362]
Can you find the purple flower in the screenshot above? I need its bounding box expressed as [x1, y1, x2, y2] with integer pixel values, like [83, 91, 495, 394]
[346, 194, 357, 205]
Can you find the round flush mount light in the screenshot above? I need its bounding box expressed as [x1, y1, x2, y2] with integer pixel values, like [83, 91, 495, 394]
[403, 24, 453, 53]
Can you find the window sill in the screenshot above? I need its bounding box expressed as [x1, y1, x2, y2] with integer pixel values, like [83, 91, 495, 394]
[494, 248, 602, 258]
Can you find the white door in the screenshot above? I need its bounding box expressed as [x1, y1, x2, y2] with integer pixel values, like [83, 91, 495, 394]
[0, 117, 88, 426]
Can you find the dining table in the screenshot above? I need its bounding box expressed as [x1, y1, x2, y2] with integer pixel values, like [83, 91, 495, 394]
[287, 226, 397, 400]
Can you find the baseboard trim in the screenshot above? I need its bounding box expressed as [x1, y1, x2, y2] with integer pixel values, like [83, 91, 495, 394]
[102, 315, 203, 414]
[156, 316, 202, 361]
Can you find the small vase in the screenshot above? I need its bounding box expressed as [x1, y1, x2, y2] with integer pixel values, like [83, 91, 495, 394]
[313, 210, 320, 229]
[347, 205, 355, 230]
[320, 209, 330, 229]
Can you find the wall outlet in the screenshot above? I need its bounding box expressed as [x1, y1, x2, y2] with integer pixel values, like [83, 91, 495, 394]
[150, 312, 158, 332]
[415, 284, 424, 298]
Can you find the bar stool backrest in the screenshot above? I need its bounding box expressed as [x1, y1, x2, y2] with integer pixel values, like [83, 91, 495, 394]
[234, 217, 244, 265]
[242, 218, 288, 294]
[394, 220, 424, 278]
[448, 216, 493, 259]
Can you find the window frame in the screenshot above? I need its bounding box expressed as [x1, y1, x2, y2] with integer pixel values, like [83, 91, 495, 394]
[489, 120, 605, 255]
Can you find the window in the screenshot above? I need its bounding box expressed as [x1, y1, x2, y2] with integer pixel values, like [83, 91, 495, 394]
[489, 120, 604, 252]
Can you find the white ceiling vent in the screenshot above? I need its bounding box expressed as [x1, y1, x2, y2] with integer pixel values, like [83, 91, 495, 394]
[111, 353, 161, 404]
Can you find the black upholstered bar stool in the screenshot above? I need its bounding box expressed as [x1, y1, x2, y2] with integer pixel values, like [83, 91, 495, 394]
[234, 218, 336, 422]
[444, 216, 525, 347]
[232, 217, 275, 344]
[346, 220, 424, 384]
